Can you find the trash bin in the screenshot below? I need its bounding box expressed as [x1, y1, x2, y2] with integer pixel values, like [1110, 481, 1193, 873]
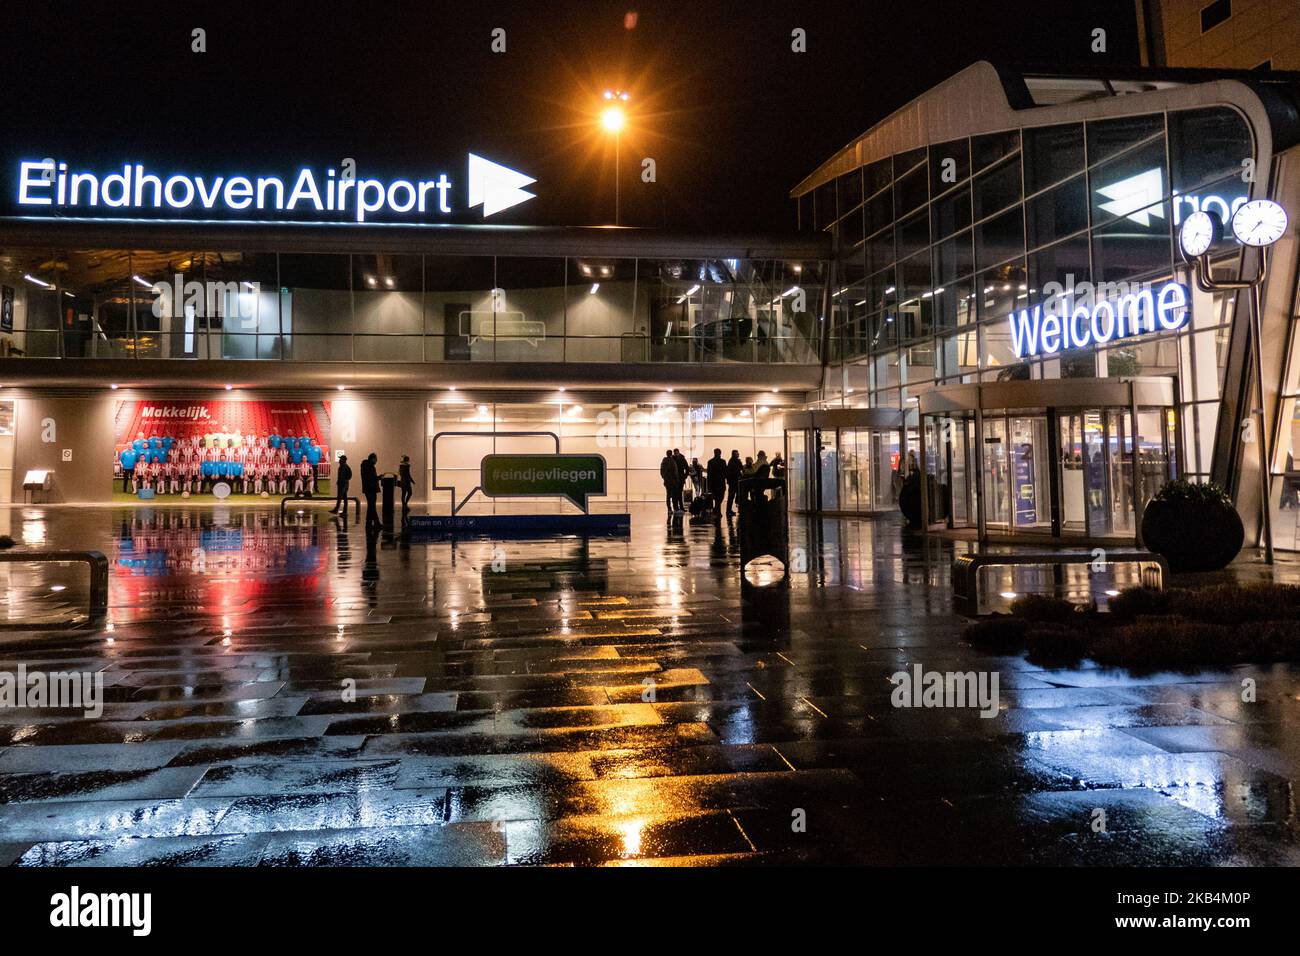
[380, 474, 397, 529]
[738, 477, 788, 586]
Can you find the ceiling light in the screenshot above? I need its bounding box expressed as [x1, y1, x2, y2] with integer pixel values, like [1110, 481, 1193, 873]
[25, 274, 52, 288]
[590, 283, 600, 294]
[225, 384, 233, 391]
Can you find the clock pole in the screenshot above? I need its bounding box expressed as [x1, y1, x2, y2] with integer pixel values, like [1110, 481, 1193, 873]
[1184, 243, 1275, 564]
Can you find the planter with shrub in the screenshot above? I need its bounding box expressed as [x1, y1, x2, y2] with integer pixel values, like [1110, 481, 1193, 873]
[1140, 479, 1243, 572]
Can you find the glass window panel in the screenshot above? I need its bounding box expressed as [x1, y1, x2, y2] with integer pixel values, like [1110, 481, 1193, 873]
[565, 257, 637, 363]
[491, 257, 565, 362]
[1086, 114, 1164, 165]
[865, 269, 897, 313]
[933, 229, 975, 285]
[1026, 174, 1087, 249]
[894, 147, 926, 179]
[1169, 106, 1254, 194]
[975, 259, 1028, 324]
[352, 253, 423, 362]
[933, 277, 974, 331]
[424, 255, 495, 361]
[1089, 137, 1169, 230]
[837, 168, 863, 214]
[864, 157, 893, 196]
[1091, 209, 1173, 284]
[929, 138, 971, 196]
[1027, 233, 1091, 304]
[895, 209, 930, 261]
[972, 129, 1020, 173]
[1173, 173, 1247, 247]
[931, 184, 972, 240]
[973, 156, 1022, 221]
[865, 226, 895, 275]
[1024, 123, 1085, 193]
[815, 181, 836, 230]
[897, 252, 933, 342]
[865, 186, 894, 235]
[277, 253, 352, 361]
[975, 206, 1025, 272]
[837, 205, 865, 246]
[894, 163, 929, 218]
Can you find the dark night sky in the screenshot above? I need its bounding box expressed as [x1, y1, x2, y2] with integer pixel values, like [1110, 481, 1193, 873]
[0, 0, 1140, 231]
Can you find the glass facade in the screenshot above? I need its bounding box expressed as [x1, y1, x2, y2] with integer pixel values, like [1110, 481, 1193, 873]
[0, 251, 826, 365]
[810, 105, 1255, 486]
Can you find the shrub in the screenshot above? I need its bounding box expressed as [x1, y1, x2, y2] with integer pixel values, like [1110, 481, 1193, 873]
[1009, 594, 1086, 624]
[1166, 584, 1300, 626]
[964, 616, 1030, 653]
[1089, 619, 1234, 669]
[1234, 618, 1300, 661]
[1023, 624, 1090, 666]
[1151, 478, 1232, 506]
[1105, 586, 1171, 623]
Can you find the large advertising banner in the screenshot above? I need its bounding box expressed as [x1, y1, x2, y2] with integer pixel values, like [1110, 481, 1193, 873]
[112, 400, 332, 499]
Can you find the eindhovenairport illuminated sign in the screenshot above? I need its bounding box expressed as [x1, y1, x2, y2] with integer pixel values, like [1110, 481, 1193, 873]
[12, 152, 536, 223]
[1007, 282, 1189, 359]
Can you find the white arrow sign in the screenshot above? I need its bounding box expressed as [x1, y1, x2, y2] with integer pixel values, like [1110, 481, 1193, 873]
[1095, 167, 1166, 227]
[467, 153, 536, 218]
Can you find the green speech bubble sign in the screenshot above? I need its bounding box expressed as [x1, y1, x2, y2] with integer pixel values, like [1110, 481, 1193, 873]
[480, 454, 607, 511]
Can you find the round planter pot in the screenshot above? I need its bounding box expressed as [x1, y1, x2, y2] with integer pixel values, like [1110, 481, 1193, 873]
[1140, 497, 1244, 572]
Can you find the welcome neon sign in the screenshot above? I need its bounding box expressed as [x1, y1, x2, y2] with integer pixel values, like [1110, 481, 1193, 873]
[1006, 282, 1189, 359]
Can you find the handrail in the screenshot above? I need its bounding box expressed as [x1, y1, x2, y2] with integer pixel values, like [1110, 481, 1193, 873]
[0, 550, 109, 622]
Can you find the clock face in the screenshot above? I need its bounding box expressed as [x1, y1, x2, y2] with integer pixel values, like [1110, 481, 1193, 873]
[1179, 210, 1217, 259]
[1231, 200, 1288, 248]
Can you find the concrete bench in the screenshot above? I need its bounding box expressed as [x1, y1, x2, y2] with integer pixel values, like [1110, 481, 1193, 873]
[0, 549, 109, 621]
[280, 495, 360, 521]
[952, 549, 1168, 617]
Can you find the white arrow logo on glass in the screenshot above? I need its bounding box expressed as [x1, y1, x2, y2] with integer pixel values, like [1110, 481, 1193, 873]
[1095, 167, 1165, 227]
[467, 153, 536, 217]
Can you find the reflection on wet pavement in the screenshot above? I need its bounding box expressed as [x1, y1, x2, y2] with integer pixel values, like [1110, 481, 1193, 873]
[0, 504, 1297, 866]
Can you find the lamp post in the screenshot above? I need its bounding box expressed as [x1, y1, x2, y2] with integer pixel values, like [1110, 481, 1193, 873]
[1179, 199, 1289, 565]
[600, 90, 629, 226]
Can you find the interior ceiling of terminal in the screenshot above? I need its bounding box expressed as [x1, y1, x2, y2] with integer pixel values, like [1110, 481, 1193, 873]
[0, 248, 779, 299]
[0, 249, 247, 295]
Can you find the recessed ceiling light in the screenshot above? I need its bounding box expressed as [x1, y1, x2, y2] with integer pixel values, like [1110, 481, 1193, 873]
[225, 384, 233, 391]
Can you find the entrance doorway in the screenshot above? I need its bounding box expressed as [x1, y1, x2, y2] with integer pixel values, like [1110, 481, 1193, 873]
[919, 378, 1178, 543]
[784, 408, 905, 515]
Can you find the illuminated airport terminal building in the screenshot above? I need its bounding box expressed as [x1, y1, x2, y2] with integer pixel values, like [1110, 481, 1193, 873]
[792, 61, 1300, 550]
[1, 61, 1299, 552]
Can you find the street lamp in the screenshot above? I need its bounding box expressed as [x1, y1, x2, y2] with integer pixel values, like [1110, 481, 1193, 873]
[1179, 199, 1290, 564]
[601, 90, 630, 225]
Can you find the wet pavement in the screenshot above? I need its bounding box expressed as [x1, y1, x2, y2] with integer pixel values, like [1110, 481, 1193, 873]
[0, 503, 1298, 866]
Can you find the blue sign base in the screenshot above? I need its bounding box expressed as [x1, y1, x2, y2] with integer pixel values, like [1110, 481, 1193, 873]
[405, 513, 631, 538]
